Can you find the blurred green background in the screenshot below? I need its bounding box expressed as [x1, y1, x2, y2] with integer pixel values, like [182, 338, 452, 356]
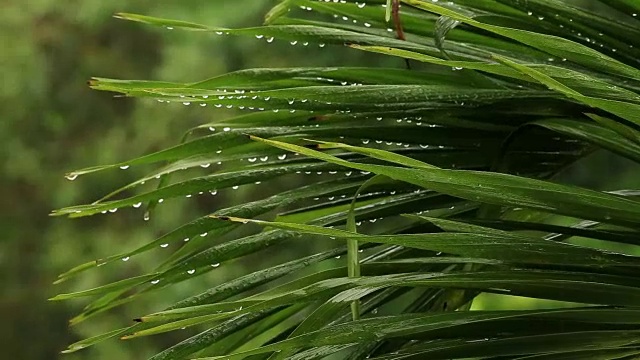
[2, 1, 638, 359]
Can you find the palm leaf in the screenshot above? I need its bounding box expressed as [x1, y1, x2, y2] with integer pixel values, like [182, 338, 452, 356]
[55, 1, 640, 359]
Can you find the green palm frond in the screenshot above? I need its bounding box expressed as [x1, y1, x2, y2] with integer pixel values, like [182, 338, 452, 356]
[54, 1, 640, 359]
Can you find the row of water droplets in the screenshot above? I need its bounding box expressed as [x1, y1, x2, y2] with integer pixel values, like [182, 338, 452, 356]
[154, 85, 373, 114]
[524, 9, 636, 53]
[65, 114, 446, 183]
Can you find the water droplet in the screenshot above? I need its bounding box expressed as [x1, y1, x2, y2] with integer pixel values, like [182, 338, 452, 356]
[211, 263, 220, 267]
[133, 202, 142, 208]
[143, 211, 150, 221]
[119, 165, 130, 170]
[160, 243, 169, 248]
[200, 232, 208, 237]
[187, 269, 196, 275]
[108, 208, 118, 213]
[184, 238, 190, 242]
[232, 185, 239, 190]
[151, 279, 160, 284]
[158, 198, 164, 203]
[290, 40, 298, 45]
[121, 257, 130, 261]
[223, 127, 231, 132]
[200, 163, 211, 168]
[277, 154, 287, 160]
[65, 173, 79, 181]
[248, 157, 257, 163]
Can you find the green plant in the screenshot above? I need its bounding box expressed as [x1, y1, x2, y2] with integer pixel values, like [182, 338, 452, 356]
[53, 0, 640, 359]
